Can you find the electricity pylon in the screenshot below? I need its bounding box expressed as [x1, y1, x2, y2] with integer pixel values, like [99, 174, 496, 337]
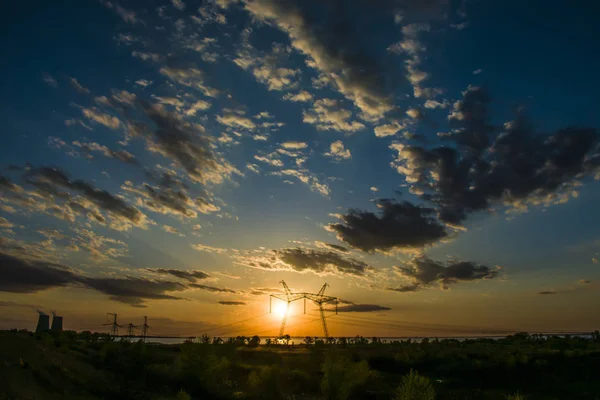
[126, 323, 135, 338]
[269, 281, 338, 338]
[103, 313, 119, 337]
[140, 316, 149, 342]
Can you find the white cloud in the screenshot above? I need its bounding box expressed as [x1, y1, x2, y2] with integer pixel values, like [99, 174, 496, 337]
[283, 90, 313, 102]
[217, 113, 256, 130]
[370, 186, 379, 192]
[325, 140, 351, 160]
[185, 100, 211, 116]
[115, 3, 140, 24]
[191, 243, 228, 253]
[303, 99, 365, 132]
[473, 69, 483, 75]
[162, 225, 185, 236]
[81, 107, 121, 129]
[374, 121, 406, 138]
[254, 154, 284, 167]
[406, 108, 421, 119]
[424, 100, 448, 109]
[234, 42, 299, 91]
[281, 141, 307, 150]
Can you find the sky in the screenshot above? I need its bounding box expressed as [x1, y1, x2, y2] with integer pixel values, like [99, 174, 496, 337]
[1, 0, 599, 338]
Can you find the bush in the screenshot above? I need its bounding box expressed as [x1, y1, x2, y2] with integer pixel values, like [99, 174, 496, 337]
[506, 392, 526, 400]
[176, 389, 192, 400]
[395, 370, 435, 400]
[321, 353, 375, 400]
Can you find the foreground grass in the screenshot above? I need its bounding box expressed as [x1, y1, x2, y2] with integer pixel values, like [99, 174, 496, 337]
[1, 330, 600, 399]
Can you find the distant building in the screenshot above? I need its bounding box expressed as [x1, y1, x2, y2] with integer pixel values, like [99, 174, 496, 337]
[36, 313, 50, 332]
[51, 315, 63, 332]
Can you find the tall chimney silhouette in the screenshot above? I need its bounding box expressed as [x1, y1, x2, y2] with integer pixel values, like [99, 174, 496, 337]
[35, 311, 50, 332]
[51, 312, 63, 332]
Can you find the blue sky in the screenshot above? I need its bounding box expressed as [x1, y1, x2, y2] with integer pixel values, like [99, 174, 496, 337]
[1, 0, 599, 337]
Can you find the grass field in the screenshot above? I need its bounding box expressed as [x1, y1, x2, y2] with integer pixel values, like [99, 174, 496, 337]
[1, 330, 600, 399]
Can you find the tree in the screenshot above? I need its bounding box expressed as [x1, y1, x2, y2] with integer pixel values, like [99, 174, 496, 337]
[200, 333, 211, 344]
[248, 335, 261, 347]
[321, 354, 375, 400]
[304, 336, 314, 345]
[395, 370, 435, 400]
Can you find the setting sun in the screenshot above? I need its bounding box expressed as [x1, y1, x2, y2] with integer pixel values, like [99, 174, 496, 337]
[273, 302, 288, 319]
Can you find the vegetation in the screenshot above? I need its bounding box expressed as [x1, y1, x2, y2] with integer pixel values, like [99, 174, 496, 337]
[1, 330, 600, 399]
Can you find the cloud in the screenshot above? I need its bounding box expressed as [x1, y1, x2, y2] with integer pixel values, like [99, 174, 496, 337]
[70, 77, 90, 94]
[81, 107, 121, 129]
[395, 256, 499, 290]
[0, 217, 13, 229]
[189, 283, 237, 293]
[23, 166, 147, 229]
[283, 90, 313, 102]
[579, 279, 592, 284]
[327, 199, 447, 253]
[370, 186, 379, 192]
[374, 121, 406, 138]
[149, 268, 210, 282]
[114, 3, 141, 24]
[172, 0, 185, 10]
[244, 0, 393, 120]
[0, 252, 186, 306]
[390, 86, 600, 225]
[234, 41, 299, 91]
[237, 247, 371, 277]
[122, 181, 220, 219]
[314, 241, 349, 253]
[334, 304, 391, 313]
[325, 140, 352, 160]
[303, 99, 365, 132]
[70, 140, 137, 164]
[281, 141, 308, 150]
[130, 102, 239, 185]
[159, 65, 219, 98]
[254, 154, 284, 167]
[473, 69, 483, 75]
[135, 79, 153, 87]
[185, 100, 211, 116]
[162, 225, 185, 236]
[191, 243, 228, 253]
[217, 113, 256, 130]
[387, 284, 421, 293]
[43, 73, 58, 88]
[218, 300, 246, 305]
[271, 168, 330, 197]
[537, 291, 557, 295]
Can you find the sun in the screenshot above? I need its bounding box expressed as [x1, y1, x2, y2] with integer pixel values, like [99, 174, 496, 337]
[273, 302, 288, 319]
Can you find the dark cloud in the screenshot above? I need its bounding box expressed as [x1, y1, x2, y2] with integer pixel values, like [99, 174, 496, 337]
[387, 283, 421, 293]
[149, 268, 210, 282]
[80, 276, 187, 305]
[23, 166, 146, 227]
[0, 301, 43, 309]
[132, 102, 236, 184]
[189, 283, 238, 293]
[246, 287, 285, 296]
[395, 256, 499, 290]
[537, 291, 557, 295]
[0, 252, 78, 293]
[392, 87, 600, 225]
[218, 300, 246, 306]
[0, 252, 188, 306]
[579, 280, 592, 284]
[334, 303, 392, 313]
[244, 0, 394, 120]
[328, 199, 447, 252]
[315, 241, 349, 252]
[276, 248, 370, 276]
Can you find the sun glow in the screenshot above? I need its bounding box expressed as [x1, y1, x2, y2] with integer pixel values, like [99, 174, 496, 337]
[273, 302, 288, 319]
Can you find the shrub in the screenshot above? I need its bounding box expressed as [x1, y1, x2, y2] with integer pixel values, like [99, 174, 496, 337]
[176, 389, 192, 400]
[321, 353, 375, 400]
[395, 370, 435, 400]
[506, 392, 526, 400]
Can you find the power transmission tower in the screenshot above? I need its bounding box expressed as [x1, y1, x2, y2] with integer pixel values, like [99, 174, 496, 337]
[126, 323, 135, 339]
[140, 316, 149, 342]
[269, 281, 338, 339]
[103, 313, 119, 337]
